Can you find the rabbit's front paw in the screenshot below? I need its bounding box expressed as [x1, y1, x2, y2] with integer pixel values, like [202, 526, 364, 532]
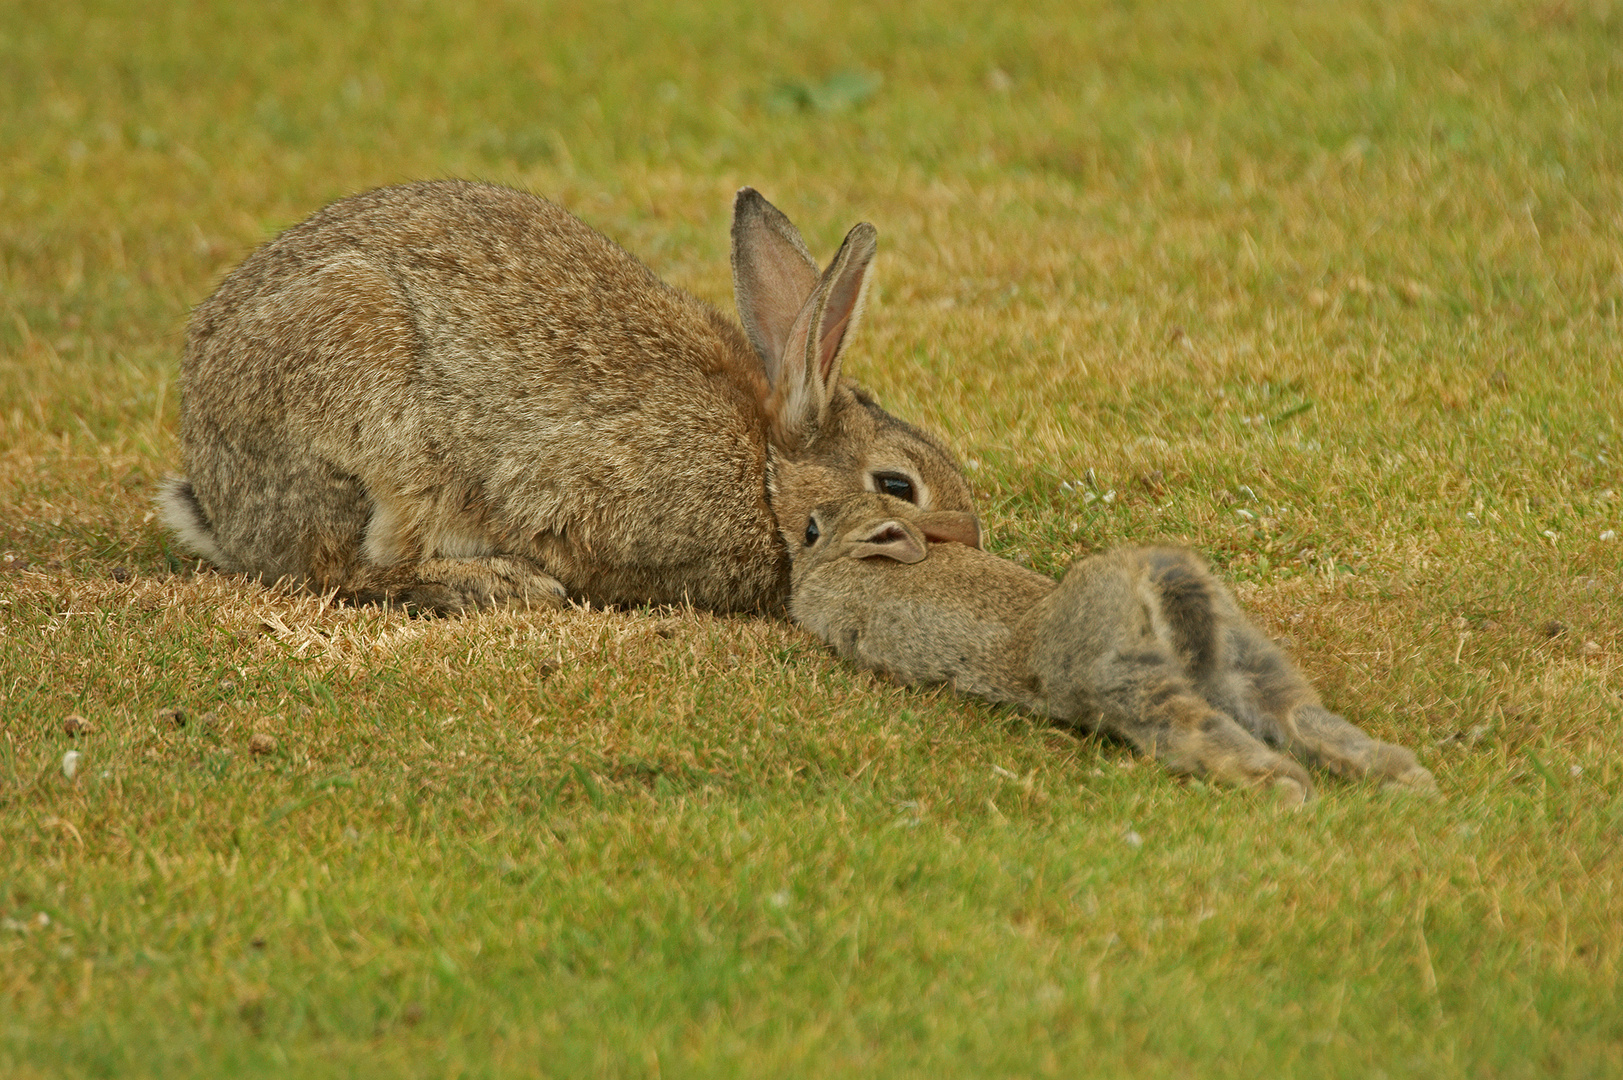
[414, 556, 568, 613]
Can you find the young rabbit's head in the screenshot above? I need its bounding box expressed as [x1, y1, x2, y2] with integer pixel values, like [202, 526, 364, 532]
[790, 492, 982, 587]
[731, 190, 979, 548]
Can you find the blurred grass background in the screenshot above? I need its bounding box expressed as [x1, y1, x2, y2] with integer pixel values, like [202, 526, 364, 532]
[2, 1, 1621, 1076]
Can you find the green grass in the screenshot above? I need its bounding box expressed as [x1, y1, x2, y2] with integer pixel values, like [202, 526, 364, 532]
[3, 0, 1621, 1075]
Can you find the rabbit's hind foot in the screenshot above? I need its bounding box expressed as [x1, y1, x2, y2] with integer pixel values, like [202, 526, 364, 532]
[1372, 745, 1439, 796]
[1287, 705, 1438, 796]
[400, 556, 568, 614]
[1267, 773, 1311, 808]
[1111, 689, 1316, 806]
[1181, 714, 1315, 808]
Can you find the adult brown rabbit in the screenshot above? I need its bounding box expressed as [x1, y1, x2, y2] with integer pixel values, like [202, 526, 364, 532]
[160, 181, 975, 613]
[790, 493, 1437, 804]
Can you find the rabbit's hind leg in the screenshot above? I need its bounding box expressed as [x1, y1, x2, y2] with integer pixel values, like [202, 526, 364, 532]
[1290, 703, 1437, 793]
[180, 441, 375, 591]
[1090, 657, 1314, 805]
[1033, 558, 1314, 804]
[1218, 618, 1436, 793]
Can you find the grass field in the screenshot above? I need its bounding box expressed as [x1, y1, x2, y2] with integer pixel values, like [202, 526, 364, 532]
[3, 0, 1621, 1075]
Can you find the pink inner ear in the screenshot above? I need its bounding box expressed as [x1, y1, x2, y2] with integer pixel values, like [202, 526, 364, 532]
[816, 307, 853, 381]
[850, 520, 926, 564]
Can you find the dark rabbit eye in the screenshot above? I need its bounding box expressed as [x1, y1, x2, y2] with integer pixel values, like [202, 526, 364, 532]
[872, 472, 916, 503]
[804, 516, 820, 545]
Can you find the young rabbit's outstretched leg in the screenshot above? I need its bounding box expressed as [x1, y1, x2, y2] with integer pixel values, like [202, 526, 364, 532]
[1288, 704, 1437, 792]
[1030, 557, 1314, 804]
[1204, 597, 1437, 793]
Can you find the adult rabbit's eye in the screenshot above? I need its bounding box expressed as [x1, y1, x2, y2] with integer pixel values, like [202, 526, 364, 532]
[872, 472, 916, 503]
[804, 516, 820, 546]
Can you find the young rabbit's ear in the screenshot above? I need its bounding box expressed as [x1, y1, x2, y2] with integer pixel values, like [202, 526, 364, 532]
[732, 189, 877, 446]
[916, 511, 982, 549]
[846, 519, 926, 564]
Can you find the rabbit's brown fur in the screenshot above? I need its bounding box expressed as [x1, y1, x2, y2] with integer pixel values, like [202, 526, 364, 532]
[790, 493, 1437, 804]
[161, 181, 974, 613]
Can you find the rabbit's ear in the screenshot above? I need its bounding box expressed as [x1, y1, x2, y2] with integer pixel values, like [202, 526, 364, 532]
[770, 222, 878, 443]
[846, 520, 926, 564]
[732, 188, 820, 386]
[916, 511, 982, 550]
[734, 193, 878, 447]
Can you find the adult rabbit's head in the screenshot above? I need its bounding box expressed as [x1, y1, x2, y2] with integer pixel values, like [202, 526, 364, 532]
[730, 188, 978, 552]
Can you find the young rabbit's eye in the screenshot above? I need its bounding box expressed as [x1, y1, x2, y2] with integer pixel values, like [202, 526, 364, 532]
[804, 517, 821, 546]
[872, 472, 916, 503]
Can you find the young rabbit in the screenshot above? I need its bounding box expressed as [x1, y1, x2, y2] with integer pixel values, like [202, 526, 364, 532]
[790, 493, 1437, 804]
[161, 181, 975, 613]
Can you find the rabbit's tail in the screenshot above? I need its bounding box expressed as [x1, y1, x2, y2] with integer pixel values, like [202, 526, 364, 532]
[1146, 550, 1219, 679]
[158, 476, 231, 568]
